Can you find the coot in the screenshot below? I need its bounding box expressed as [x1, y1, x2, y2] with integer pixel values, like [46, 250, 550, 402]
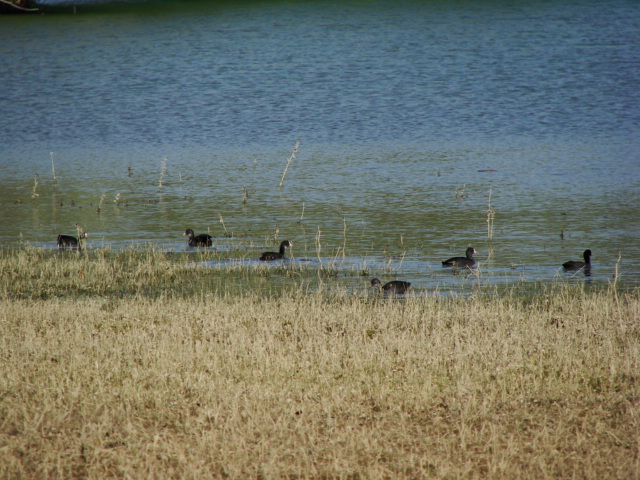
[370, 278, 411, 295]
[260, 240, 293, 261]
[442, 247, 477, 268]
[563, 249, 592, 271]
[184, 229, 213, 247]
[57, 232, 88, 249]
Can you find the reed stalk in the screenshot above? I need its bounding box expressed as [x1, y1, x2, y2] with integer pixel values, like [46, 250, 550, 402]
[50, 151, 57, 185]
[612, 251, 622, 288]
[487, 187, 496, 240]
[278, 139, 300, 188]
[30, 174, 39, 200]
[96, 192, 106, 213]
[342, 217, 347, 260]
[219, 214, 228, 235]
[315, 226, 322, 261]
[158, 156, 168, 191]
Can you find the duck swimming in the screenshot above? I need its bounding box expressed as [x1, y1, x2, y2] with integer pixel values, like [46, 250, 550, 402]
[370, 278, 411, 295]
[260, 240, 293, 261]
[184, 229, 213, 247]
[442, 247, 477, 268]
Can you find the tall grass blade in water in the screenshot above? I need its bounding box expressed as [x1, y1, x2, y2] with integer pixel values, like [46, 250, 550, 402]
[158, 156, 168, 192]
[96, 192, 106, 213]
[341, 217, 347, 260]
[278, 139, 300, 188]
[612, 251, 622, 288]
[219, 213, 228, 236]
[487, 187, 496, 240]
[315, 225, 322, 260]
[30, 174, 39, 200]
[50, 151, 58, 186]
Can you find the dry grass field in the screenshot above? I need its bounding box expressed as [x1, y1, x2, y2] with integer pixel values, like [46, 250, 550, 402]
[0, 247, 638, 479]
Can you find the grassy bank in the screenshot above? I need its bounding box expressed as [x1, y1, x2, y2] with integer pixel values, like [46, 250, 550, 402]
[0, 245, 316, 300]
[0, 248, 638, 479]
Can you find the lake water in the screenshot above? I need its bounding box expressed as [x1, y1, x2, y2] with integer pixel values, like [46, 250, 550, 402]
[2, 0, 639, 294]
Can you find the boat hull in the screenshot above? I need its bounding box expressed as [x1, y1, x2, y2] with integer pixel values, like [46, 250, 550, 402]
[0, 0, 40, 14]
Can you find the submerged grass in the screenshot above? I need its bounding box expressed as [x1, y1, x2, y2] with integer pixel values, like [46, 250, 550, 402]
[0, 247, 639, 479]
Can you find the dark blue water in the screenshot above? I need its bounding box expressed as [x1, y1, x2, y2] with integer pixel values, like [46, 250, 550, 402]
[2, 0, 639, 293]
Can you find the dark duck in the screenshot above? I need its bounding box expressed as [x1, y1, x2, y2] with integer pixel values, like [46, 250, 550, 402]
[57, 232, 88, 249]
[260, 240, 293, 261]
[370, 278, 411, 295]
[442, 247, 477, 268]
[184, 229, 212, 247]
[563, 249, 592, 271]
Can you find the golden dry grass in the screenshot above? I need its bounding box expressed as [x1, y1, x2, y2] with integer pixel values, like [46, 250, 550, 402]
[1, 276, 639, 479]
[1, 246, 639, 478]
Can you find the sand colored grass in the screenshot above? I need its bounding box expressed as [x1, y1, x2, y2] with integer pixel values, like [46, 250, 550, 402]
[1, 271, 639, 479]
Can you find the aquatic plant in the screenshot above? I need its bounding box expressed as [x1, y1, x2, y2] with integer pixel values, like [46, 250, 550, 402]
[612, 251, 622, 288]
[341, 217, 347, 261]
[487, 187, 496, 240]
[30, 174, 39, 200]
[219, 214, 228, 236]
[315, 225, 322, 260]
[157, 156, 168, 191]
[278, 139, 300, 188]
[50, 151, 57, 186]
[96, 192, 106, 213]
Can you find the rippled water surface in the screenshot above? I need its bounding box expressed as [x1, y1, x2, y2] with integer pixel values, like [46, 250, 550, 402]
[2, 0, 639, 294]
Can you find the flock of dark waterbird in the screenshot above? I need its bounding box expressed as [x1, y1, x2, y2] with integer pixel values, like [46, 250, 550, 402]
[56, 228, 592, 296]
